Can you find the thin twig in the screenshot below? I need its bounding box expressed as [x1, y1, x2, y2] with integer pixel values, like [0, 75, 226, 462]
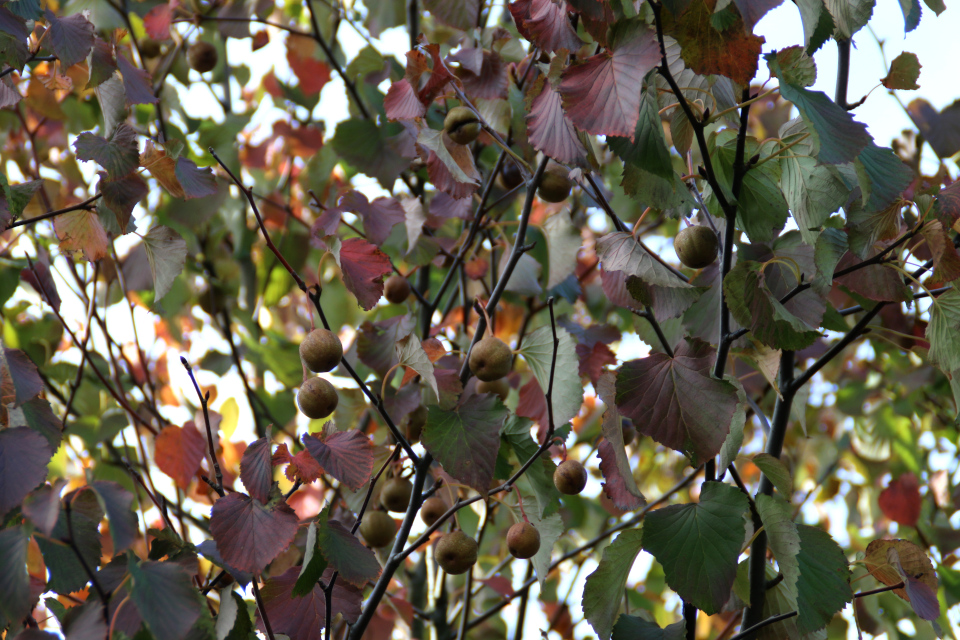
[179, 356, 224, 496]
[5, 193, 102, 230]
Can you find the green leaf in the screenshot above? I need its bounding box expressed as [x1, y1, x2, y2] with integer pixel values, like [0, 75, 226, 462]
[882, 52, 921, 90]
[73, 123, 139, 179]
[643, 482, 748, 614]
[778, 118, 848, 245]
[215, 590, 254, 640]
[314, 507, 381, 588]
[89, 481, 138, 553]
[796, 525, 853, 634]
[608, 85, 674, 180]
[294, 520, 328, 597]
[500, 415, 562, 519]
[718, 378, 748, 470]
[795, 0, 835, 53]
[395, 334, 438, 401]
[423, 394, 508, 493]
[518, 325, 583, 427]
[583, 528, 645, 640]
[926, 288, 960, 373]
[527, 511, 564, 587]
[777, 83, 871, 165]
[765, 47, 817, 87]
[854, 142, 913, 213]
[613, 616, 686, 640]
[128, 557, 202, 640]
[331, 119, 411, 190]
[751, 454, 794, 498]
[2, 178, 43, 219]
[755, 495, 801, 640]
[724, 261, 820, 351]
[36, 489, 102, 594]
[616, 340, 739, 465]
[812, 228, 848, 296]
[542, 210, 583, 290]
[707, 130, 789, 243]
[0, 526, 31, 624]
[823, 0, 875, 38]
[142, 226, 188, 301]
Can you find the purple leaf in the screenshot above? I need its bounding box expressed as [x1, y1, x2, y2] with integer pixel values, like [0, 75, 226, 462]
[0, 427, 52, 519]
[19, 261, 61, 312]
[2, 348, 43, 407]
[99, 172, 148, 232]
[174, 157, 217, 199]
[128, 559, 202, 640]
[87, 38, 117, 89]
[315, 511, 381, 587]
[732, 0, 784, 30]
[44, 10, 95, 68]
[357, 314, 417, 376]
[422, 0, 480, 30]
[616, 340, 738, 465]
[73, 123, 139, 179]
[0, 526, 31, 624]
[525, 74, 587, 165]
[302, 429, 375, 491]
[596, 373, 645, 510]
[329, 237, 394, 311]
[209, 492, 300, 574]
[22, 483, 62, 536]
[240, 437, 274, 503]
[907, 98, 960, 159]
[61, 600, 108, 640]
[90, 481, 138, 552]
[116, 53, 158, 105]
[338, 190, 405, 246]
[257, 567, 362, 640]
[510, 0, 583, 54]
[20, 397, 63, 451]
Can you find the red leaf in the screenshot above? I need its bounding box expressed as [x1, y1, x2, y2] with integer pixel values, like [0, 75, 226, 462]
[559, 20, 659, 139]
[509, 0, 583, 54]
[664, 0, 765, 86]
[525, 74, 587, 165]
[418, 129, 481, 199]
[54, 208, 109, 262]
[0, 428, 52, 519]
[154, 422, 207, 489]
[2, 348, 43, 407]
[731, 0, 784, 31]
[272, 443, 324, 484]
[576, 341, 617, 386]
[99, 172, 148, 231]
[465, 257, 489, 280]
[310, 207, 342, 243]
[302, 429, 375, 491]
[174, 157, 217, 199]
[515, 376, 549, 431]
[22, 483, 62, 537]
[616, 340, 739, 465]
[286, 38, 332, 96]
[422, 0, 481, 30]
[919, 220, 960, 283]
[333, 237, 394, 311]
[428, 192, 472, 223]
[44, 10, 95, 68]
[210, 492, 299, 573]
[257, 567, 362, 640]
[20, 261, 61, 312]
[596, 372, 646, 510]
[338, 191, 405, 246]
[240, 437, 273, 503]
[878, 473, 922, 526]
[143, 3, 172, 40]
[600, 269, 642, 310]
[835, 250, 911, 302]
[384, 44, 455, 121]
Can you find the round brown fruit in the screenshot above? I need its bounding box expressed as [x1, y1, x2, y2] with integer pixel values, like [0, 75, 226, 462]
[187, 41, 218, 73]
[299, 328, 343, 373]
[499, 161, 524, 191]
[554, 459, 587, 495]
[404, 405, 428, 443]
[139, 37, 162, 59]
[384, 275, 411, 304]
[380, 477, 414, 512]
[421, 496, 448, 526]
[359, 511, 396, 548]
[435, 530, 479, 575]
[621, 419, 637, 446]
[444, 106, 481, 145]
[506, 521, 541, 559]
[476, 378, 510, 402]
[537, 163, 572, 203]
[297, 377, 339, 420]
[674, 225, 719, 269]
[468, 336, 512, 382]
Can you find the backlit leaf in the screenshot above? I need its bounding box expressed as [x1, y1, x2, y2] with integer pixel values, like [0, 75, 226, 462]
[257, 567, 363, 640]
[174, 157, 217, 199]
[864, 539, 939, 619]
[608, 84, 674, 180]
[329, 236, 394, 311]
[19, 260, 61, 312]
[597, 373, 646, 511]
[89, 481, 138, 552]
[559, 19, 659, 139]
[116, 53, 158, 105]
[777, 82, 870, 164]
[751, 453, 793, 498]
[302, 428, 375, 491]
[417, 128, 481, 199]
[906, 98, 960, 159]
[21, 483, 62, 536]
[2, 347, 42, 407]
[756, 495, 801, 640]
[613, 617, 685, 640]
[338, 190, 405, 246]
[543, 210, 582, 290]
[240, 437, 273, 504]
[99, 172, 148, 232]
[643, 481, 748, 614]
[525, 72, 588, 165]
[423, 394, 508, 494]
[824, 0, 875, 38]
[423, 0, 480, 30]
[878, 472, 922, 526]
[154, 422, 207, 489]
[396, 334, 439, 401]
[732, 0, 785, 30]
[501, 415, 562, 518]
[209, 491, 299, 574]
[765, 46, 817, 87]
[582, 528, 644, 640]
[528, 510, 564, 587]
[54, 208, 109, 262]
[518, 325, 583, 428]
[142, 225, 187, 301]
[36, 488, 102, 594]
[509, 0, 583, 53]
[616, 340, 738, 465]
[882, 52, 921, 90]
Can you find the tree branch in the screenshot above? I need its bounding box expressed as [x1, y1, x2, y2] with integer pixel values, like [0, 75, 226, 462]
[5, 194, 102, 230]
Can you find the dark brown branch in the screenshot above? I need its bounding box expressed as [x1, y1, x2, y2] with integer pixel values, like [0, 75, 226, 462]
[252, 579, 276, 640]
[854, 581, 905, 598]
[5, 194, 102, 230]
[179, 356, 225, 496]
[730, 611, 798, 640]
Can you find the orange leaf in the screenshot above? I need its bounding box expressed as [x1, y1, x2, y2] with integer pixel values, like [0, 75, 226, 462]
[155, 422, 207, 488]
[54, 208, 109, 261]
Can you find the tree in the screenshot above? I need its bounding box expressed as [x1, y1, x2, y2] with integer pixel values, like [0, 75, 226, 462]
[0, 0, 956, 639]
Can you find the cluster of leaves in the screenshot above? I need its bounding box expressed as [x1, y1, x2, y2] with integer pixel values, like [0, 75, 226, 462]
[1, 0, 959, 639]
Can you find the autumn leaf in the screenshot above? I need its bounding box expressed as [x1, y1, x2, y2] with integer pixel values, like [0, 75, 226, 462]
[878, 472, 922, 526]
[142, 225, 187, 301]
[417, 128, 481, 199]
[117, 53, 158, 105]
[882, 52, 921, 90]
[1, 348, 43, 407]
[314, 508, 381, 587]
[257, 567, 363, 640]
[54, 208, 109, 262]
[241, 437, 274, 503]
[525, 73, 588, 165]
[44, 10, 95, 68]
[0, 428, 52, 519]
[559, 19, 659, 139]
[209, 490, 300, 574]
[616, 340, 738, 464]
[143, 3, 172, 40]
[596, 373, 646, 511]
[338, 190, 405, 246]
[73, 122, 140, 178]
[328, 236, 394, 311]
[154, 422, 207, 489]
[509, 0, 583, 54]
[302, 428, 375, 491]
